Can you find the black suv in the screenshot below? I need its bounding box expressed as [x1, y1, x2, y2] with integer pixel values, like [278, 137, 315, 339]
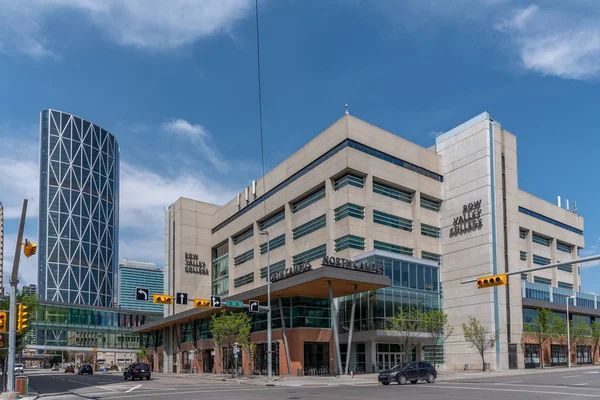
[378, 362, 437, 385]
[78, 364, 93, 375]
[123, 363, 151, 381]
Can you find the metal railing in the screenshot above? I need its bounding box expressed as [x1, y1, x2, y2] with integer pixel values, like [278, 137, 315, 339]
[522, 280, 599, 310]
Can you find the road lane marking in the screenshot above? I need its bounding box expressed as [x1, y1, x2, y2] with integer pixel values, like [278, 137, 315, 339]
[587, 372, 600, 374]
[576, 383, 590, 386]
[501, 380, 523, 384]
[427, 384, 600, 397]
[66, 379, 89, 384]
[563, 375, 582, 378]
[126, 384, 142, 393]
[482, 382, 600, 392]
[102, 386, 288, 399]
[95, 385, 118, 391]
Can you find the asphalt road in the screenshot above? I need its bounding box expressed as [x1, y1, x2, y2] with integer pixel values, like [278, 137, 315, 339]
[25, 367, 600, 399]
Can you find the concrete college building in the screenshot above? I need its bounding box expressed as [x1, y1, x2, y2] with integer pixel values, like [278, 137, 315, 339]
[137, 112, 586, 374]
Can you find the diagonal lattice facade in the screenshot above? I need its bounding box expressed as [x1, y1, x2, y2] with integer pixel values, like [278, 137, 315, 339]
[38, 110, 119, 307]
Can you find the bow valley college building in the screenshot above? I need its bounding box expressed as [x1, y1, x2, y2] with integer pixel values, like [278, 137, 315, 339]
[136, 112, 594, 375]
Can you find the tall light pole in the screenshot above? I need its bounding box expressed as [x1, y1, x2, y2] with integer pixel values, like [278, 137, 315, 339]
[567, 294, 576, 368]
[259, 230, 272, 382]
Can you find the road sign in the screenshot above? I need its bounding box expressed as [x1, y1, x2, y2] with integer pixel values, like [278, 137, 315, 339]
[176, 292, 188, 305]
[225, 300, 243, 308]
[193, 299, 211, 308]
[136, 288, 149, 301]
[211, 296, 222, 308]
[249, 300, 260, 313]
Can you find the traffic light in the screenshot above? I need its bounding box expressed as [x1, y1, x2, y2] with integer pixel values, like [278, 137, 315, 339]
[193, 299, 211, 308]
[23, 239, 37, 258]
[17, 304, 29, 331]
[476, 274, 508, 289]
[152, 294, 173, 304]
[0, 312, 6, 333]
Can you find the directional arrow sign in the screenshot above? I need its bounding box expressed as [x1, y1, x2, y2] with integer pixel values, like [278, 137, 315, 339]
[225, 300, 244, 308]
[248, 300, 260, 313]
[136, 288, 149, 301]
[211, 296, 222, 308]
[176, 292, 188, 305]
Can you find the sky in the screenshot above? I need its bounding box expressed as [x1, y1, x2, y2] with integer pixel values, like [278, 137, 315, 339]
[1, 0, 600, 292]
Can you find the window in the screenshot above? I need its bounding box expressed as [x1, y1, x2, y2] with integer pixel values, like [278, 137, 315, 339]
[233, 249, 254, 266]
[293, 215, 326, 240]
[232, 227, 253, 245]
[293, 244, 326, 264]
[551, 344, 568, 366]
[373, 182, 412, 203]
[558, 281, 573, 290]
[524, 344, 540, 369]
[259, 210, 285, 230]
[557, 242, 573, 253]
[292, 187, 326, 213]
[532, 255, 550, 266]
[334, 203, 364, 221]
[520, 251, 527, 261]
[520, 228, 528, 239]
[421, 251, 441, 263]
[334, 173, 364, 190]
[374, 241, 413, 256]
[532, 234, 551, 247]
[234, 272, 254, 288]
[533, 276, 552, 285]
[335, 235, 365, 252]
[519, 207, 583, 235]
[420, 197, 441, 212]
[373, 210, 412, 231]
[421, 224, 441, 239]
[521, 273, 528, 280]
[260, 234, 285, 255]
[558, 264, 573, 273]
[260, 260, 285, 280]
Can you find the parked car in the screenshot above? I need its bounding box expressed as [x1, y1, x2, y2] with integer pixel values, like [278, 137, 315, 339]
[52, 365, 59, 371]
[123, 363, 151, 381]
[78, 364, 93, 375]
[378, 362, 437, 385]
[64, 365, 75, 373]
[14, 364, 23, 374]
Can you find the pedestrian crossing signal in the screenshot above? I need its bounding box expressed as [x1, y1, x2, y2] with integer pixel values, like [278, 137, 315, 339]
[153, 294, 173, 304]
[477, 274, 507, 289]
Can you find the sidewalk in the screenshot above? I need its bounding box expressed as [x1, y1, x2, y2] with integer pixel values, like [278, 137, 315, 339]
[154, 364, 600, 387]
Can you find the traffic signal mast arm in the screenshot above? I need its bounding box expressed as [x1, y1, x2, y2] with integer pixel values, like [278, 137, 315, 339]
[461, 254, 600, 285]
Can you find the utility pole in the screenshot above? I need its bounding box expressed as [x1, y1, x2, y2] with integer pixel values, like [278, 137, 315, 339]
[259, 230, 272, 382]
[7, 198, 27, 394]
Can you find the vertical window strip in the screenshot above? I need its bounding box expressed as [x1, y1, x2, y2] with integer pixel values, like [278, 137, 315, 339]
[372, 181, 412, 203]
[334, 203, 365, 221]
[421, 224, 441, 239]
[334, 174, 364, 190]
[233, 249, 254, 266]
[293, 244, 326, 264]
[335, 235, 365, 252]
[374, 240, 413, 256]
[292, 215, 326, 240]
[373, 210, 412, 232]
[292, 187, 326, 213]
[420, 197, 441, 212]
[260, 234, 285, 255]
[259, 210, 285, 231]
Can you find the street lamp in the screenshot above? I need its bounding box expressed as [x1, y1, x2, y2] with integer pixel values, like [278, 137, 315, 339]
[259, 230, 272, 382]
[567, 295, 576, 368]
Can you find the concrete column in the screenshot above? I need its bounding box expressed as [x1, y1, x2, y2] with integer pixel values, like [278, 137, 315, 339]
[413, 191, 421, 257]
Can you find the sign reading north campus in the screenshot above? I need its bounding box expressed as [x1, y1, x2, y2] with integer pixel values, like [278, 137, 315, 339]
[184, 252, 209, 275]
[269, 256, 384, 283]
[449, 199, 483, 238]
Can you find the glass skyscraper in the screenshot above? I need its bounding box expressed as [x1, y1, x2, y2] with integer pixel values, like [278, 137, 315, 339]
[38, 109, 119, 307]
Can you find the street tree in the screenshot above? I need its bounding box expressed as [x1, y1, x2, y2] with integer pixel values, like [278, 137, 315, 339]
[210, 311, 252, 376]
[385, 308, 423, 364]
[421, 310, 454, 369]
[523, 308, 563, 369]
[462, 316, 497, 371]
[557, 318, 591, 366]
[136, 346, 148, 363]
[591, 321, 600, 364]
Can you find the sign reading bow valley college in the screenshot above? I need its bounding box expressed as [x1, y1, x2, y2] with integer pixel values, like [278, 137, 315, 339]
[184, 252, 208, 275]
[449, 199, 483, 238]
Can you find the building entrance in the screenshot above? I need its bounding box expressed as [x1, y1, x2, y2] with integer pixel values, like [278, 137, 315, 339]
[304, 342, 330, 375]
[376, 343, 414, 371]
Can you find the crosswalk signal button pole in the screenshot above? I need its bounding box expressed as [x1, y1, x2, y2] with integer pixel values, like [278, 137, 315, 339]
[476, 274, 507, 289]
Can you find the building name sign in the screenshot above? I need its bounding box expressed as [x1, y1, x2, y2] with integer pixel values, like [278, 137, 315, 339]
[184, 252, 209, 275]
[321, 256, 383, 275]
[449, 200, 483, 238]
[270, 262, 312, 282]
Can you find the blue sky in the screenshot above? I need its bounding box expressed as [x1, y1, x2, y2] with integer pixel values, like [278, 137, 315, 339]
[1, 0, 600, 292]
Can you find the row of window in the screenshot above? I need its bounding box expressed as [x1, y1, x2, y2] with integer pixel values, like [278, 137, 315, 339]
[520, 228, 576, 253]
[524, 252, 574, 274]
[233, 249, 254, 267]
[233, 272, 255, 288]
[519, 206, 583, 235]
[293, 215, 326, 240]
[259, 234, 285, 255]
[232, 227, 253, 245]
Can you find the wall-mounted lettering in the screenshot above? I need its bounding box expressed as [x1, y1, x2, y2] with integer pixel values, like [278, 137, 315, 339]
[184, 253, 209, 275]
[270, 262, 312, 282]
[321, 256, 383, 275]
[449, 200, 483, 238]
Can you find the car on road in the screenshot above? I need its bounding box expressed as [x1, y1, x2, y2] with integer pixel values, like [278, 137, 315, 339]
[64, 365, 75, 373]
[123, 363, 151, 381]
[78, 364, 93, 375]
[378, 362, 437, 385]
[52, 365, 59, 371]
[14, 364, 23, 374]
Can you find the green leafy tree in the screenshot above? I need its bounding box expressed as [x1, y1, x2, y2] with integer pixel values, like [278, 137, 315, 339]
[385, 308, 423, 365]
[210, 311, 252, 376]
[421, 310, 454, 369]
[462, 316, 497, 371]
[524, 308, 563, 369]
[591, 321, 600, 365]
[137, 346, 148, 363]
[556, 319, 590, 366]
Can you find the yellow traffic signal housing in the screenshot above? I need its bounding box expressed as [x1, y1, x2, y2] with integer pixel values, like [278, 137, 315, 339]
[153, 294, 173, 304]
[17, 304, 29, 331]
[193, 299, 211, 308]
[23, 239, 37, 258]
[0, 312, 6, 333]
[477, 274, 508, 289]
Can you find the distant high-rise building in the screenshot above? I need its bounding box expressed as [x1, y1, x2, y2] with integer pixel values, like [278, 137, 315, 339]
[0, 202, 4, 296]
[22, 284, 37, 296]
[38, 110, 119, 307]
[118, 260, 164, 313]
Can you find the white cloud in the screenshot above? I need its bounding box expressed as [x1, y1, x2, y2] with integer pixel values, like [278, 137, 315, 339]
[162, 119, 230, 173]
[580, 243, 600, 269]
[0, 0, 252, 57]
